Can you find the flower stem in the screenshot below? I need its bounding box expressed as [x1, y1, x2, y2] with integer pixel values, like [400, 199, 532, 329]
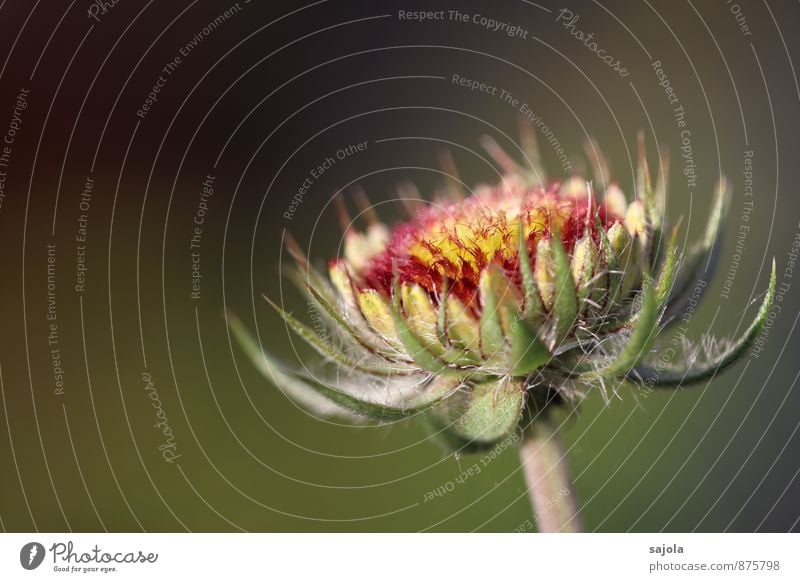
[519, 414, 583, 532]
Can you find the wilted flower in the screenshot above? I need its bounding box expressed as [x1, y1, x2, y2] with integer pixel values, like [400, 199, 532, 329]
[231, 129, 775, 531]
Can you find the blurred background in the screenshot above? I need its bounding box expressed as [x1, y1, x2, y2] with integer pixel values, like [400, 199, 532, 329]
[0, 0, 799, 532]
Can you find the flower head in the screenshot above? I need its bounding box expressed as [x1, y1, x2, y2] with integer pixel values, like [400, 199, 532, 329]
[232, 131, 775, 451]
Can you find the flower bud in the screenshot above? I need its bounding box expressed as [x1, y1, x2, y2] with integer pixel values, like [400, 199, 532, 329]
[242, 133, 774, 457]
[344, 224, 389, 274]
[603, 183, 627, 218]
[625, 200, 648, 248]
[558, 176, 588, 199]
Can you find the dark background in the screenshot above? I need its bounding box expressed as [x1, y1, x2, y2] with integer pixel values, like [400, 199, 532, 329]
[0, 0, 798, 532]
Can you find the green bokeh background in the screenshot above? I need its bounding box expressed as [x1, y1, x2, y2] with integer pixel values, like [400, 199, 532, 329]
[1, 0, 799, 532]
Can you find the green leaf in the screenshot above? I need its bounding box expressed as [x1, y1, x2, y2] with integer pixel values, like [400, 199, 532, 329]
[228, 314, 457, 420]
[629, 259, 777, 386]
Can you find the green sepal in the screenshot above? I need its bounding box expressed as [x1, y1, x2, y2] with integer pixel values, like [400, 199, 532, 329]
[228, 314, 457, 420]
[263, 295, 413, 377]
[510, 318, 550, 377]
[479, 267, 509, 359]
[702, 177, 731, 250]
[390, 303, 451, 374]
[580, 272, 658, 380]
[478, 263, 549, 375]
[432, 377, 525, 445]
[629, 259, 776, 386]
[595, 213, 622, 315]
[517, 221, 544, 322]
[408, 375, 467, 407]
[399, 312, 478, 369]
[398, 282, 479, 368]
[305, 283, 403, 361]
[547, 232, 578, 349]
[663, 178, 730, 324]
[421, 413, 505, 454]
[654, 221, 682, 309]
[650, 147, 669, 265]
[637, 131, 658, 266]
[389, 280, 466, 374]
[284, 234, 332, 297]
[436, 278, 451, 346]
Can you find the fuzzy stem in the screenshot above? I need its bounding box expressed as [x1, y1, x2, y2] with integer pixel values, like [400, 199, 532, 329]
[519, 415, 583, 532]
